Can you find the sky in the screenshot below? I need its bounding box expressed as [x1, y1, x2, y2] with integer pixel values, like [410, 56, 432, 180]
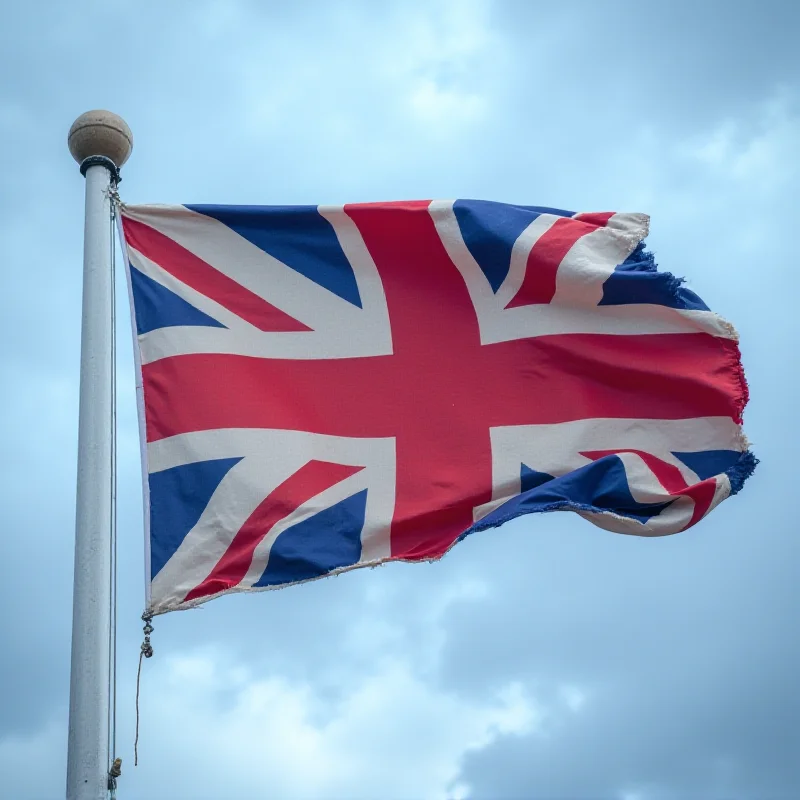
[1, 1, 798, 798]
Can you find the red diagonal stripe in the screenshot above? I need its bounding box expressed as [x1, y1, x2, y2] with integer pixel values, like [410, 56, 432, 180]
[184, 460, 364, 602]
[574, 211, 616, 227]
[582, 449, 718, 528]
[619, 449, 718, 528]
[506, 217, 601, 307]
[122, 215, 312, 333]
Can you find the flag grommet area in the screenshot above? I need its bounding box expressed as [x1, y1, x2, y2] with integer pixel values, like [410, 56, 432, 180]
[118, 199, 755, 615]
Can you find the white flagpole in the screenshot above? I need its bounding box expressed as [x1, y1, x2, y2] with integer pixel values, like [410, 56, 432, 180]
[67, 111, 132, 800]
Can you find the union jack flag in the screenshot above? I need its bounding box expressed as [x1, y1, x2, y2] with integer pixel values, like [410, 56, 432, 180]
[120, 200, 755, 615]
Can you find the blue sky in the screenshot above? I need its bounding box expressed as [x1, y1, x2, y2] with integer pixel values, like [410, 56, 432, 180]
[1, 1, 798, 798]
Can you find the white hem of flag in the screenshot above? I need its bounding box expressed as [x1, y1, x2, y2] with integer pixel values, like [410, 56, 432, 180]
[117, 204, 153, 611]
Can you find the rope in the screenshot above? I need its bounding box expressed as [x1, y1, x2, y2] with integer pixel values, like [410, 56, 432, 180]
[111, 179, 156, 770]
[135, 613, 154, 766]
[108, 176, 120, 790]
[134, 651, 144, 767]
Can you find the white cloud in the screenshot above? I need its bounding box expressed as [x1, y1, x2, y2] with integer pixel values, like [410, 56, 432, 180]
[677, 90, 799, 191]
[128, 646, 536, 800]
[558, 684, 587, 713]
[229, 0, 504, 153]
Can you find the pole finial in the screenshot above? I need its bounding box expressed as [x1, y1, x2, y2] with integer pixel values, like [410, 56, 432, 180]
[68, 110, 133, 169]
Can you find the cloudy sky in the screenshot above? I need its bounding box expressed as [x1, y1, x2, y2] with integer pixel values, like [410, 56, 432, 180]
[1, 1, 798, 798]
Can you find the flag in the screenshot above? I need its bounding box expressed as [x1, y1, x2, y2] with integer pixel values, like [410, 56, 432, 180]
[120, 200, 755, 614]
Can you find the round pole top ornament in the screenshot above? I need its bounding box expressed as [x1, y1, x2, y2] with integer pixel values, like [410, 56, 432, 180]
[68, 110, 133, 168]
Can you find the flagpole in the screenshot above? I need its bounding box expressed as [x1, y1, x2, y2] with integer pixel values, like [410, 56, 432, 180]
[67, 111, 132, 800]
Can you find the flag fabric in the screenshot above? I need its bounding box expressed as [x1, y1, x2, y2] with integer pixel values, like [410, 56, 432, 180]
[119, 200, 755, 615]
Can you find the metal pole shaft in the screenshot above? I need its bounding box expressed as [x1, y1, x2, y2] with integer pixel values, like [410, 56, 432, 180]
[66, 162, 113, 800]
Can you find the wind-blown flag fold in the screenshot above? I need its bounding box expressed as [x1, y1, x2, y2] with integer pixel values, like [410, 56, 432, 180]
[119, 199, 755, 615]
